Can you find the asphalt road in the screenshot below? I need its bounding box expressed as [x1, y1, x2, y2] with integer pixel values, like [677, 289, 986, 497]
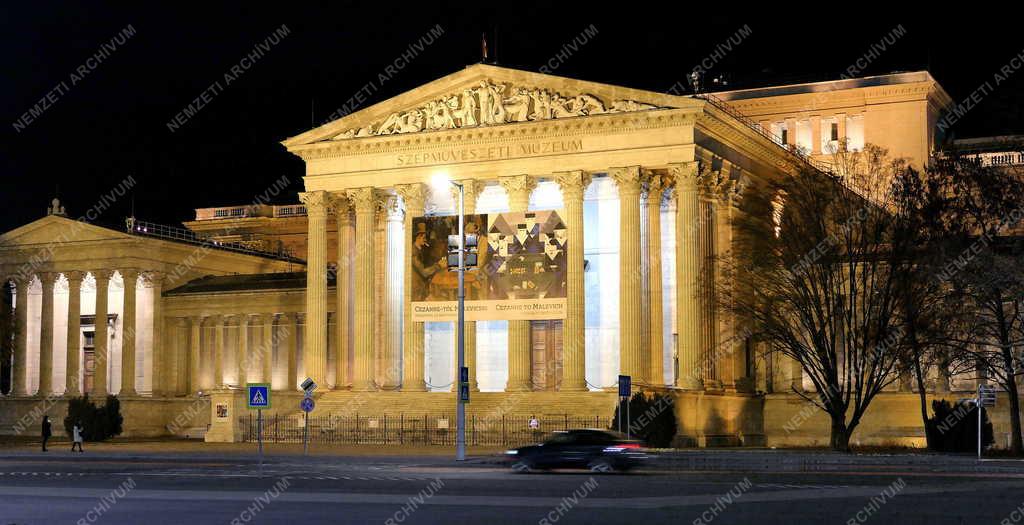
[1, 452, 1022, 524]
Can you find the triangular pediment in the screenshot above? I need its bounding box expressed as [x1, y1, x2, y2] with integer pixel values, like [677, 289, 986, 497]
[283, 64, 693, 147]
[0, 215, 132, 247]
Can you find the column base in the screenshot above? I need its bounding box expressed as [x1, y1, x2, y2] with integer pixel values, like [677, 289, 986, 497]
[560, 383, 588, 392]
[505, 383, 531, 393]
[352, 381, 377, 392]
[676, 378, 704, 391]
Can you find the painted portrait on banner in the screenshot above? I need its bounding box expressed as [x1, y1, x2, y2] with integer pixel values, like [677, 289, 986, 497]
[411, 210, 567, 321]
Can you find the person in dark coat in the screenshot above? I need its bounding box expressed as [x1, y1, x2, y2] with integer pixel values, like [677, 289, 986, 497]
[41, 415, 52, 452]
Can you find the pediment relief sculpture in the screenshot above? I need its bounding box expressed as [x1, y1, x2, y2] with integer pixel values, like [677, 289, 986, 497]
[331, 81, 661, 140]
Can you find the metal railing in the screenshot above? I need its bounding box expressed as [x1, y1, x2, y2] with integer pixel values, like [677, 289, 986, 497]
[695, 93, 834, 175]
[125, 217, 304, 263]
[239, 413, 612, 447]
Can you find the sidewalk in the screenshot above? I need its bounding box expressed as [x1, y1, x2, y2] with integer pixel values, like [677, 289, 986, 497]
[0, 438, 505, 464]
[3, 438, 1023, 474]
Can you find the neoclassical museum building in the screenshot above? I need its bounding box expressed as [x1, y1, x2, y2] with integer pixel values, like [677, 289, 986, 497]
[2, 64, 1014, 446]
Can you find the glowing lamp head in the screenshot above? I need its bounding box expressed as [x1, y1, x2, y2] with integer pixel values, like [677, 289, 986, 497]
[430, 172, 452, 190]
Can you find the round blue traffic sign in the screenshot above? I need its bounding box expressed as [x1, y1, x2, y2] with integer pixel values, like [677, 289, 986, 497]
[300, 396, 315, 413]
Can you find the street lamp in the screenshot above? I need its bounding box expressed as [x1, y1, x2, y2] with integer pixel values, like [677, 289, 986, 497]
[431, 172, 467, 461]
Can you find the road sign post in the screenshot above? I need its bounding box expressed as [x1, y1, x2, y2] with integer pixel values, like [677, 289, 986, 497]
[617, 375, 631, 438]
[459, 366, 470, 404]
[247, 383, 271, 473]
[977, 384, 997, 459]
[300, 395, 315, 456]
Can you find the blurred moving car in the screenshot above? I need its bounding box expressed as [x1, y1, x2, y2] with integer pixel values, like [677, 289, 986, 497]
[504, 429, 646, 472]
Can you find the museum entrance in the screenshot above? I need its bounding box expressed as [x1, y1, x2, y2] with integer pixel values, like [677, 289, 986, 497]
[530, 320, 563, 391]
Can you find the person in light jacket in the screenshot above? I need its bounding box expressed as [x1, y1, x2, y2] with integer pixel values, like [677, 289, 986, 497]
[71, 421, 84, 452]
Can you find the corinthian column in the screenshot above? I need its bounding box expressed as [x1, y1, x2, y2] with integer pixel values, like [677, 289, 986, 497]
[64, 271, 84, 396]
[120, 269, 139, 395]
[188, 316, 202, 393]
[611, 167, 644, 381]
[698, 172, 721, 389]
[299, 190, 329, 389]
[212, 314, 225, 388]
[236, 314, 249, 386]
[671, 163, 703, 390]
[554, 171, 591, 391]
[395, 183, 427, 391]
[12, 277, 29, 396]
[712, 169, 744, 391]
[347, 187, 377, 391]
[91, 270, 112, 397]
[382, 194, 404, 388]
[333, 195, 353, 389]
[36, 273, 56, 396]
[147, 272, 166, 396]
[262, 314, 274, 384]
[499, 174, 537, 392]
[453, 179, 485, 391]
[643, 173, 667, 386]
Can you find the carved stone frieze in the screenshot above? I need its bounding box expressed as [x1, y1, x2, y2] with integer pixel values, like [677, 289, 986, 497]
[331, 80, 660, 140]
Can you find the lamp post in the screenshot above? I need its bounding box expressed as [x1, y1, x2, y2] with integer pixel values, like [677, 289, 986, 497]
[434, 173, 467, 461]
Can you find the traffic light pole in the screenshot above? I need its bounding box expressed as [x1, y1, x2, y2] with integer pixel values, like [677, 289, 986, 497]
[455, 181, 466, 462]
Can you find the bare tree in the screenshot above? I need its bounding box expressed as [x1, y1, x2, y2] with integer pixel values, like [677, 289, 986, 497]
[888, 166, 965, 439]
[926, 152, 1024, 454]
[722, 145, 913, 451]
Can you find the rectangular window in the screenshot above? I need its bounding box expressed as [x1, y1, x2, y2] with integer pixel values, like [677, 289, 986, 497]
[770, 122, 787, 147]
[795, 120, 812, 154]
[820, 117, 839, 154]
[846, 115, 865, 151]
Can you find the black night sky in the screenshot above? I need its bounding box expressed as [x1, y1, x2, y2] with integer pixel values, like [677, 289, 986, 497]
[2, 3, 1022, 234]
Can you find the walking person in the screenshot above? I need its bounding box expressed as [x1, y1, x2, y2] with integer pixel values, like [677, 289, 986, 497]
[71, 421, 84, 453]
[41, 416, 52, 452]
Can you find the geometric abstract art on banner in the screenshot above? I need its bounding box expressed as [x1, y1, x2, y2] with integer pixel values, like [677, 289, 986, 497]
[411, 210, 567, 321]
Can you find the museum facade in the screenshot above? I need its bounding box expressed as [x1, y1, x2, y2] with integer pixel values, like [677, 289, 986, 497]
[5, 64, 1009, 447]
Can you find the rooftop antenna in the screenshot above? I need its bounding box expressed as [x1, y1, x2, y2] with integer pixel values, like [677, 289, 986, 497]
[493, 26, 498, 65]
[311, 98, 315, 128]
[481, 32, 489, 63]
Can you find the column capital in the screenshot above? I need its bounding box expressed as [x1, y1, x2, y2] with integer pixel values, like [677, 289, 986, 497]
[378, 193, 403, 223]
[668, 162, 700, 189]
[142, 270, 165, 288]
[451, 178, 486, 207]
[701, 169, 738, 202]
[499, 174, 537, 198]
[91, 269, 114, 285]
[299, 190, 330, 217]
[395, 183, 428, 214]
[346, 187, 377, 213]
[63, 270, 85, 285]
[609, 166, 643, 194]
[328, 193, 351, 216]
[553, 170, 593, 198]
[120, 268, 141, 284]
[37, 272, 58, 289]
[640, 169, 668, 200]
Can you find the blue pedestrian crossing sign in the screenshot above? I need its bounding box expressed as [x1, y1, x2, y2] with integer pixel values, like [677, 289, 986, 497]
[247, 383, 271, 409]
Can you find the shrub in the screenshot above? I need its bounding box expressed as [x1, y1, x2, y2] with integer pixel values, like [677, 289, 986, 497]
[925, 399, 993, 453]
[609, 391, 677, 448]
[63, 394, 124, 441]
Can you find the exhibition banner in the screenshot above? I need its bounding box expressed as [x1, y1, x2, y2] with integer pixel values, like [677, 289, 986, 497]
[410, 210, 567, 321]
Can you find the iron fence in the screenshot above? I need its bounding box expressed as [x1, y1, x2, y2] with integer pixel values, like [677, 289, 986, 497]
[239, 413, 612, 447]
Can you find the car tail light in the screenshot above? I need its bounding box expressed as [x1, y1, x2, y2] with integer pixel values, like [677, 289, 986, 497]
[603, 443, 641, 452]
